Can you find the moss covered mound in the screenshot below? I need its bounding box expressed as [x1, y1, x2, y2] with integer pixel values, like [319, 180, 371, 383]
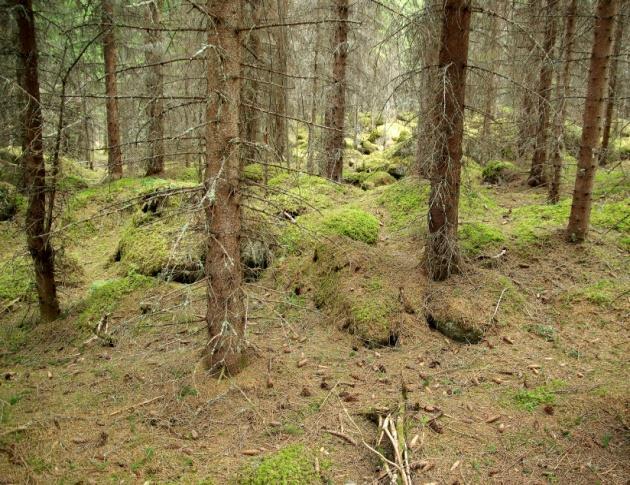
[459, 222, 505, 256]
[362, 171, 396, 189]
[116, 213, 205, 282]
[268, 174, 351, 217]
[0, 181, 19, 221]
[481, 160, 518, 185]
[240, 445, 320, 484]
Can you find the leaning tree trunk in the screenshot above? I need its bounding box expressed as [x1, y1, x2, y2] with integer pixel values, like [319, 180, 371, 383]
[599, 6, 625, 166]
[204, 0, 245, 374]
[102, 0, 123, 179]
[15, 0, 61, 322]
[144, 0, 165, 176]
[549, 0, 577, 203]
[426, 0, 471, 281]
[323, 0, 350, 182]
[567, 0, 619, 242]
[527, 0, 558, 187]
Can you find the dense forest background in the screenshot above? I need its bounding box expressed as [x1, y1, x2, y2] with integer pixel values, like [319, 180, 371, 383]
[0, 0, 628, 483]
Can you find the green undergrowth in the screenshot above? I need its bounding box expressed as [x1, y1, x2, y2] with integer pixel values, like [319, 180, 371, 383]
[564, 279, 619, 307]
[239, 445, 320, 485]
[267, 173, 352, 216]
[459, 222, 505, 256]
[378, 177, 429, 229]
[77, 273, 153, 327]
[481, 160, 517, 184]
[511, 380, 565, 412]
[0, 256, 33, 304]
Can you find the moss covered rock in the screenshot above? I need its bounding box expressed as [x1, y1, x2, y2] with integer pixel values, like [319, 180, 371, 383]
[362, 171, 396, 189]
[481, 161, 518, 185]
[425, 290, 485, 343]
[0, 181, 19, 221]
[359, 139, 379, 155]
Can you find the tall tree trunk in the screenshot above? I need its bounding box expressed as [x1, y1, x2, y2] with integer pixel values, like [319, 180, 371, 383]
[599, 6, 625, 166]
[323, 0, 349, 182]
[204, 0, 245, 374]
[102, 0, 123, 179]
[426, 0, 471, 281]
[144, 0, 165, 176]
[516, 0, 540, 161]
[549, 0, 577, 203]
[15, 0, 61, 322]
[567, 0, 619, 242]
[271, 0, 289, 166]
[527, 0, 558, 187]
[480, 4, 499, 143]
[240, 0, 262, 169]
[306, 0, 322, 175]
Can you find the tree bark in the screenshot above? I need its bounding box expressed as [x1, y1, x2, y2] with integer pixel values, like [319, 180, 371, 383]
[306, 0, 323, 175]
[15, 0, 61, 322]
[102, 0, 123, 179]
[527, 0, 558, 187]
[426, 0, 471, 281]
[144, 0, 165, 176]
[204, 0, 245, 374]
[599, 5, 625, 166]
[323, 0, 350, 182]
[271, 0, 289, 166]
[549, 0, 577, 203]
[567, 0, 619, 242]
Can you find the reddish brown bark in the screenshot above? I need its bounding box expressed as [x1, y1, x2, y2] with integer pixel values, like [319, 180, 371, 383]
[324, 0, 349, 182]
[144, 0, 165, 176]
[527, 0, 558, 187]
[549, 0, 577, 203]
[102, 0, 123, 179]
[426, 0, 471, 281]
[204, 0, 245, 374]
[567, 0, 619, 242]
[15, 0, 61, 322]
[599, 6, 625, 166]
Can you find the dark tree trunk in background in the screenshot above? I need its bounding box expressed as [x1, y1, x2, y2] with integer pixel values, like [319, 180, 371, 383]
[102, 0, 123, 179]
[516, 0, 540, 161]
[567, 0, 619, 242]
[323, 0, 349, 182]
[549, 0, 577, 203]
[15, 0, 61, 322]
[527, 0, 557, 187]
[426, 0, 471, 281]
[204, 0, 245, 374]
[145, 0, 165, 176]
[271, 0, 289, 166]
[599, 6, 625, 166]
[306, 0, 323, 175]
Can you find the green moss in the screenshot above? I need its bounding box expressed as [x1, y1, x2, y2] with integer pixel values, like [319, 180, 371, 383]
[269, 174, 347, 216]
[0, 256, 33, 303]
[116, 215, 204, 279]
[78, 273, 153, 326]
[243, 163, 264, 182]
[481, 160, 517, 184]
[343, 171, 371, 186]
[349, 296, 397, 343]
[240, 445, 319, 485]
[358, 139, 379, 155]
[0, 181, 19, 220]
[459, 223, 505, 256]
[319, 207, 379, 244]
[378, 178, 429, 229]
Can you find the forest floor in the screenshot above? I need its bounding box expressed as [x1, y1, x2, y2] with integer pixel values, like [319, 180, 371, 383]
[0, 126, 629, 484]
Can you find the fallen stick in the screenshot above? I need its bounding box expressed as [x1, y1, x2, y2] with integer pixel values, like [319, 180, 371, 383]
[109, 395, 164, 416]
[322, 428, 357, 446]
[0, 422, 31, 437]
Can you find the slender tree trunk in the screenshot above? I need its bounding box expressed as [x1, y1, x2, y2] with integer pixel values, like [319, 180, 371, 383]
[323, 0, 350, 182]
[426, 0, 471, 281]
[516, 0, 540, 161]
[480, 5, 499, 143]
[567, 0, 619, 242]
[549, 0, 577, 203]
[204, 0, 245, 374]
[15, 0, 61, 322]
[306, 0, 322, 175]
[144, 0, 165, 176]
[102, 0, 123, 179]
[527, 0, 558, 187]
[240, 0, 262, 168]
[599, 7, 625, 166]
